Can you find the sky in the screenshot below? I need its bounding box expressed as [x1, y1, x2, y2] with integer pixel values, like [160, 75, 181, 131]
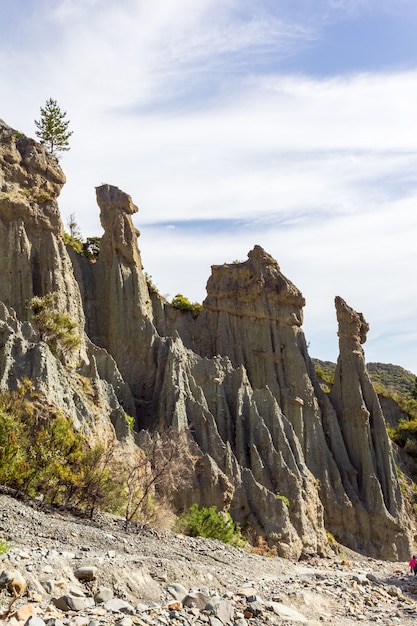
[1, 0, 417, 374]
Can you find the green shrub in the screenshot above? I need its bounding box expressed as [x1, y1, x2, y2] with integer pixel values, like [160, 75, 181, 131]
[177, 504, 246, 546]
[63, 232, 84, 255]
[171, 294, 202, 318]
[28, 292, 80, 361]
[276, 493, 290, 507]
[33, 189, 52, 203]
[83, 237, 100, 260]
[0, 386, 123, 515]
[125, 413, 135, 431]
[0, 540, 10, 555]
[144, 273, 160, 296]
[0, 409, 28, 486]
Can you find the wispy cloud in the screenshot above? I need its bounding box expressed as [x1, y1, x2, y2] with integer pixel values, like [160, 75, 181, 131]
[1, 0, 417, 372]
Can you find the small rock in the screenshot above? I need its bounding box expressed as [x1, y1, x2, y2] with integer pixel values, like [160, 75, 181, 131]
[94, 586, 113, 603]
[267, 601, 309, 623]
[52, 595, 94, 612]
[44, 618, 65, 626]
[116, 618, 133, 626]
[41, 579, 55, 594]
[166, 582, 188, 601]
[74, 566, 98, 581]
[167, 600, 183, 611]
[103, 598, 136, 614]
[353, 574, 370, 586]
[205, 597, 235, 624]
[15, 604, 37, 622]
[26, 617, 47, 626]
[237, 586, 257, 599]
[66, 596, 95, 611]
[68, 584, 87, 597]
[183, 591, 211, 609]
[68, 617, 90, 626]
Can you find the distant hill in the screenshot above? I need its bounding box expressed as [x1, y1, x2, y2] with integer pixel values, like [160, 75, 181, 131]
[312, 359, 417, 398]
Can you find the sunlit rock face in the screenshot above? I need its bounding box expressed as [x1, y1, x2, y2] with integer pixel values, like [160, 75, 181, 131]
[0, 122, 135, 434]
[328, 296, 411, 557]
[158, 247, 413, 560]
[0, 119, 413, 560]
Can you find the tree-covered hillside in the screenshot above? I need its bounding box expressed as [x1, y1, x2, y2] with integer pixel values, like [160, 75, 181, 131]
[313, 358, 417, 398]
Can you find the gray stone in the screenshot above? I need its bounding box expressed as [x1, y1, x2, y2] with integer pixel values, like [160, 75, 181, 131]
[51, 595, 94, 612]
[115, 618, 133, 626]
[183, 591, 211, 610]
[26, 618, 47, 626]
[68, 585, 86, 597]
[40, 579, 55, 594]
[74, 566, 97, 580]
[70, 617, 91, 626]
[204, 597, 235, 624]
[353, 574, 370, 585]
[166, 582, 188, 601]
[103, 598, 136, 614]
[66, 595, 95, 611]
[94, 586, 114, 603]
[268, 601, 309, 623]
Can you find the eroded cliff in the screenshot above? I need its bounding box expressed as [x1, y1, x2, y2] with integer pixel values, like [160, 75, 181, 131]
[0, 120, 413, 560]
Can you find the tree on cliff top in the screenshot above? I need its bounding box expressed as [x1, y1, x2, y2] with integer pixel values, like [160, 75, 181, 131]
[34, 98, 73, 155]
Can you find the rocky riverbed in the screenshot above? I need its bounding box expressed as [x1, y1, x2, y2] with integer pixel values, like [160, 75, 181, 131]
[0, 493, 417, 625]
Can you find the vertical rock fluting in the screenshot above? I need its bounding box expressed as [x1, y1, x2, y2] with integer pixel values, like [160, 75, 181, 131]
[78, 195, 329, 557]
[84, 193, 412, 559]
[91, 184, 157, 400]
[0, 123, 135, 427]
[180, 249, 413, 559]
[1, 121, 412, 562]
[0, 121, 86, 361]
[328, 296, 411, 556]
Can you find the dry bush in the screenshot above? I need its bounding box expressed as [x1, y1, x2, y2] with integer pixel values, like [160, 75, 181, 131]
[123, 428, 194, 529]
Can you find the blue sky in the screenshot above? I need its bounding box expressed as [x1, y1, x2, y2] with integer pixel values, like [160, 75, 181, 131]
[1, 0, 417, 374]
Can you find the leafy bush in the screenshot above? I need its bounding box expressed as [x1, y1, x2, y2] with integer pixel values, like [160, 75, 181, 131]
[63, 213, 100, 260]
[63, 232, 84, 255]
[0, 387, 123, 516]
[171, 294, 202, 318]
[83, 237, 100, 260]
[28, 292, 80, 361]
[0, 382, 194, 528]
[178, 504, 246, 547]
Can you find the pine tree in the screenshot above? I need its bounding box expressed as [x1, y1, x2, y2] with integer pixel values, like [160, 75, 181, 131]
[34, 98, 73, 155]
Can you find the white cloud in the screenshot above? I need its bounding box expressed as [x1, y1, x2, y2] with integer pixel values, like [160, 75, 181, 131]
[1, 0, 417, 373]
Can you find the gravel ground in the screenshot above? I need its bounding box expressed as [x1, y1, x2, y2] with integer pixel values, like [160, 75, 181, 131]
[0, 493, 417, 625]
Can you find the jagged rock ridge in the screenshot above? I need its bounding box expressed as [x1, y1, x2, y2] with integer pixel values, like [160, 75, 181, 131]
[0, 120, 413, 560]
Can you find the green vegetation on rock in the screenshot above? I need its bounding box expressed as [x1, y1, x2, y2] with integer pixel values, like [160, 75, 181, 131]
[28, 292, 80, 361]
[177, 503, 247, 547]
[34, 98, 73, 156]
[171, 294, 202, 318]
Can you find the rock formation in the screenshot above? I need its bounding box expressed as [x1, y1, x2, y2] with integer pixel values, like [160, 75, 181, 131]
[0, 119, 414, 560]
